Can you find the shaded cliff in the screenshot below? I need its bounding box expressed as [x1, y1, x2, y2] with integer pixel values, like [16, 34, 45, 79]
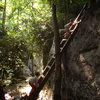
[61, 3, 100, 100]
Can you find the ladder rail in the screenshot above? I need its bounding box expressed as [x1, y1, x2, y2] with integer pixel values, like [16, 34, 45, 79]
[28, 22, 78, 100]
[28, 4, 87, 100]
[60, 4, 87, 53]
[28, 60, 55, 100]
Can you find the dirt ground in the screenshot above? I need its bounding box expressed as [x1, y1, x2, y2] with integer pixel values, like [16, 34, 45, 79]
[4, 79, 53, 100]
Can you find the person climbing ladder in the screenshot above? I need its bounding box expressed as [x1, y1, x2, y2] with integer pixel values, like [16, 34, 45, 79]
[29, 72, 40, 92]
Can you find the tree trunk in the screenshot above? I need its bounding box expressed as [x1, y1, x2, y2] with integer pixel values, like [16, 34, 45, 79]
[31, 54, 34, 75]
[52, 3, 61, 100]
[66, 0, 70, 21]
[61, 3, 100, 100]
[2, 0, 7, 34]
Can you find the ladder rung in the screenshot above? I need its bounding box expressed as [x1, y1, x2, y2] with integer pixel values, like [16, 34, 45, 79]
[48, 57, 55, 66]
[43, 66, 50, 76]
[60, 39, 67, 47]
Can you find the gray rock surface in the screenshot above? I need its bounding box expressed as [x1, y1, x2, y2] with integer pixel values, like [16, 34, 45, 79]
[61, 3, 100, 100]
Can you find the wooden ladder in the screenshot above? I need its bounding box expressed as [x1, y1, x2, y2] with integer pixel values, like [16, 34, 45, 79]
[28, 4, 87, 100]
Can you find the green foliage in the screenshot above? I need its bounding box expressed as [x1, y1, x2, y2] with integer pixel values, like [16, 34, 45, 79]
[0, 0, 90, 84]
[0, 36, 26, 83]
[6, 0, 52, 52]
[0, 1, 3, 11]
[0, 0, 53, 84]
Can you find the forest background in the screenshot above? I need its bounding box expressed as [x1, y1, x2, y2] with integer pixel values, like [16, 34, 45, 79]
[0, 0, 93, 85]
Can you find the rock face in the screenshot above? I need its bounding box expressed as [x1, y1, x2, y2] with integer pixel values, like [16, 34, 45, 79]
[61, 3, 100, 100]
